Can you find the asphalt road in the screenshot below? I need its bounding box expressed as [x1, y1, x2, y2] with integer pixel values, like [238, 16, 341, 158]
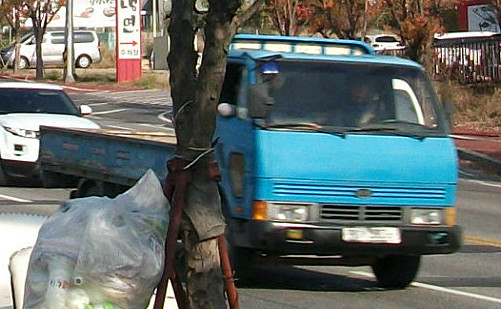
[0, 91, 500, 309]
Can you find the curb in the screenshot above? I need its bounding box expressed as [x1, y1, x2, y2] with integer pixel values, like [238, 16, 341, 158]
[457, 148, 501, 174]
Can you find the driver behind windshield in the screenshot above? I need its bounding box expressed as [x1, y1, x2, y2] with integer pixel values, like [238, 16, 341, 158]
[343, 78, 393, 127]
[262, 60, 444, 134]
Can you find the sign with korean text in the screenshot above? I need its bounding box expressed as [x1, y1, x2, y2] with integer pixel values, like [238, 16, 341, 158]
[116, 0, 141, 60]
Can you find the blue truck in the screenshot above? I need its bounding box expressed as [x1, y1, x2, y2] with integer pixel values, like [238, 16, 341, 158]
[40, 34, 462, 289]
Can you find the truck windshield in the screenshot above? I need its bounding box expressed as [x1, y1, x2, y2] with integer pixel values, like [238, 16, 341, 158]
[262, 60, 447, 136]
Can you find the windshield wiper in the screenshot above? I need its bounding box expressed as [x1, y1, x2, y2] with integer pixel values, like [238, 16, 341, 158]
[264, 122, 346, 138]
[348, 121, 428, 140]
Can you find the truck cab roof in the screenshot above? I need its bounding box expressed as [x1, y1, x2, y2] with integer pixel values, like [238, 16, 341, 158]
[228, 34, 422, 70]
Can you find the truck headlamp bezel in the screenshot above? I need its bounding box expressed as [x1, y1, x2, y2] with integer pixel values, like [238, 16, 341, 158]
[410, 208, 443, 225]
[267, 202, 313, 222]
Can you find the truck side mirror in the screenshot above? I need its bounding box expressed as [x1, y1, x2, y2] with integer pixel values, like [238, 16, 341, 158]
[217, 103, 236, 117]
[248, 83, 275, 118]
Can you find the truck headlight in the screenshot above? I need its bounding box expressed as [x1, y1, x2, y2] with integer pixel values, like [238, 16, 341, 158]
[267, 202, 311, 222]
[411, 208, 442, 225]
[4, 126, 39, 139]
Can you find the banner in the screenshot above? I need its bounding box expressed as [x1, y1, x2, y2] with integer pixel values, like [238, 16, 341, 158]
[23, 0, 116, 28]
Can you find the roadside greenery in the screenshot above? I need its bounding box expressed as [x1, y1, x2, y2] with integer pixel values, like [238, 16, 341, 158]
[32, 68, 168, 90]
[437, 81, 501, 132]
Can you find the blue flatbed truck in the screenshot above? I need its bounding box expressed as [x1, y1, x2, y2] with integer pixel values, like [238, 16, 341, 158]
[40, 34, 462, 289]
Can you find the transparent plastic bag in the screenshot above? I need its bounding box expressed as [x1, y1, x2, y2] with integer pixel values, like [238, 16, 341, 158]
[23, 170, 169, 309]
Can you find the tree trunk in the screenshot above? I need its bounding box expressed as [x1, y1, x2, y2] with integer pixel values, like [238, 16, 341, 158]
[167, 0, 241, 308]
[34, 30, 45, 80]
[13, 41, 21, 73]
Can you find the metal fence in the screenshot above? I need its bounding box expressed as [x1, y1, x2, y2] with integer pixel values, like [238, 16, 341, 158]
[378, 36, 501, 85]
[433, 36, 501, 84]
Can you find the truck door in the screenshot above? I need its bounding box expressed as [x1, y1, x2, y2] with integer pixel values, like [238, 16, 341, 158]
[215, 61, 256, 219]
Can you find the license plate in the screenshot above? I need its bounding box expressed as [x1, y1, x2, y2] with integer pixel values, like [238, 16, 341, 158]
[342, 227, 401, 244]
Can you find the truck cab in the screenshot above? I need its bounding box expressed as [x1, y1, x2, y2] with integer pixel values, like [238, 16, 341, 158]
[215, 34, 461, 288]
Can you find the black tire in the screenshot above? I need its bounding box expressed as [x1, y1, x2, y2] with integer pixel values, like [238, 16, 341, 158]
[229, 245, 256, 284]
[0, 163, 9, 186]
[371, 255, 421, 289]
[19, 57, 29, 69]
[221, 194, 256, 284]
[41, 171, 62, 188]
[76, 55, 92, 68]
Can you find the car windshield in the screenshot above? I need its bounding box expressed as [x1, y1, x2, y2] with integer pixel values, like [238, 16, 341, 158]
[1, 33, 33, 51]
[261, 60, 447, 136]
[0, 88, 80, 115]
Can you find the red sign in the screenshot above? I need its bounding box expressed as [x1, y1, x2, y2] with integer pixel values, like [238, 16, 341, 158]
[116, 0, 142, 83]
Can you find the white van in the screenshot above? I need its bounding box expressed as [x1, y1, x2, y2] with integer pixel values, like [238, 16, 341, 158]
[1, 30, 101, 69]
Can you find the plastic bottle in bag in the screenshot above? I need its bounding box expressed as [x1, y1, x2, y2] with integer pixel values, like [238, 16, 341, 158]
[66, 287, 90, 309]
[41, 256, 73, 309]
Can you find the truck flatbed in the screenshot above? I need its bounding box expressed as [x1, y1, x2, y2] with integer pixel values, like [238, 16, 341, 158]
[40, 126, 177, 189]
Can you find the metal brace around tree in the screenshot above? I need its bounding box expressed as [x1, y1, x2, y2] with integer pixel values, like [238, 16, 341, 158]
[153, 157, 239, 309]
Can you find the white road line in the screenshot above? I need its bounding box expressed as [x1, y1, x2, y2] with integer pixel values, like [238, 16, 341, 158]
[91, 108, 130, 115]
[463, 179, 501, 188]
[450, 134, 480, 141]
[0, 194, 32, 203]
[158, 111, 172, 123]
[138, 123, 171, 130]
[61, 85, 103, 92]
[459, 170, 477, 177]
[87, 102, 109, 106]
[351, 271, 501, 304]
[106, 124, 135, 130]
[451, 134, 501, 142]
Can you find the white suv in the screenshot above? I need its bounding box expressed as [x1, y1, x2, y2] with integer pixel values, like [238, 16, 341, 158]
[0, 81, 100, 185]
[1, 30, 102, 69]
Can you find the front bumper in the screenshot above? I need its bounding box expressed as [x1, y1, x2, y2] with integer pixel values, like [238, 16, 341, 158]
[231, 220, 462, 257]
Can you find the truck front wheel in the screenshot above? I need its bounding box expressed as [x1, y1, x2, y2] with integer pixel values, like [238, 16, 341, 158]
[221, 196, 256, 283]
[0, 163, 9, 186]
[371, 255, 421, 289]
[228, 244, 256, 283]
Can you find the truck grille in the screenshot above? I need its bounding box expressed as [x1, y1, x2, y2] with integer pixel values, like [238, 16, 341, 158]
[272, 182, 448, 223]
[272, 182, 446, 201]
[320, 205, 402, 223]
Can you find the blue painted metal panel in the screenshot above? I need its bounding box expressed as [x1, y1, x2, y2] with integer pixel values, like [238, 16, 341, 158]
[40, 127, 176, 186]
[253, 130, 457, 206]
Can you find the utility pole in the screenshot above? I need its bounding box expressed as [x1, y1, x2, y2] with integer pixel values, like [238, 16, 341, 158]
[361, 0, 369, 41]
[64, 0, 75, 83]
[153, 0, 157, 37]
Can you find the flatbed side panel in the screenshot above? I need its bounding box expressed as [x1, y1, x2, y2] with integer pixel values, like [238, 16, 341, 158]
[40, 126, 177, 186]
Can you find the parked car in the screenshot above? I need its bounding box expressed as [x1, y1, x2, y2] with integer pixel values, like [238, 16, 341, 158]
[363, 34, 405, 52]
[0, 81, 100, 185]
[0, 30, 101, 69]
[0, 32, 33, 68]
